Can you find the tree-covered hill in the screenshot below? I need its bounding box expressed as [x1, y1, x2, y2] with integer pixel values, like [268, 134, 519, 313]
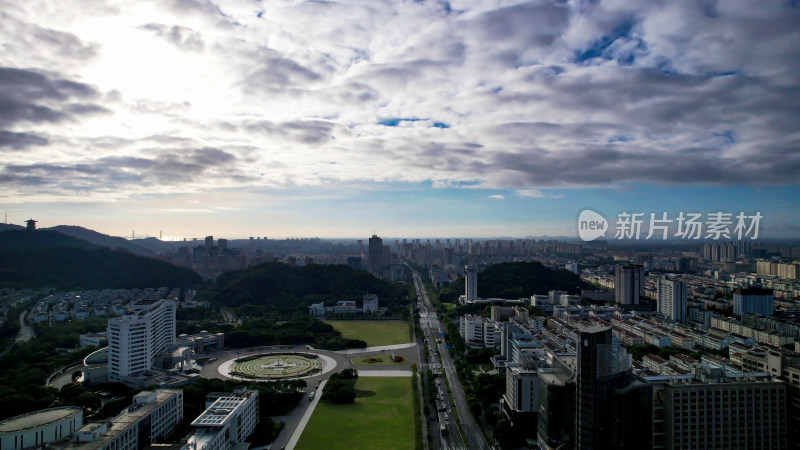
[0, 229, 99, 251]
[210, 262, 409, 316]
[47, 225, 154, 256]
[438, 261, 582, 302]
[0, 230, 202, 289]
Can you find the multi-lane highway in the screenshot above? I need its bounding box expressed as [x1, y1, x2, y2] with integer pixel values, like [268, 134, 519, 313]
[421, 307, 463, 449]
[410, 265, 491, 450]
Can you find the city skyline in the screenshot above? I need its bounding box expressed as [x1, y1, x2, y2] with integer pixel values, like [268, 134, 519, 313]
[1, 1, 799, 238]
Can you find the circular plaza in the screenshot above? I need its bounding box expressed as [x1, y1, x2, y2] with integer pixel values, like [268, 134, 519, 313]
[218, 352, 338, 380]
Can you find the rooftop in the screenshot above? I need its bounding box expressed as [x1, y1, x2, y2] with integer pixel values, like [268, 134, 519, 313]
[0, 407, 81, 433]
[191, 391, 255, 428]
[64, 390, 181, 450]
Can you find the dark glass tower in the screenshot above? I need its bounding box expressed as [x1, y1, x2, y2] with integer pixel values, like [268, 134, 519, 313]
[576, 326, 632, 450]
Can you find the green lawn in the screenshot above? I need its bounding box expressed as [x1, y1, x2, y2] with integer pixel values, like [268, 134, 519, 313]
[352, 353, 408, 366]
[324, 320, 410, 347]
[296, 377, 416, 450]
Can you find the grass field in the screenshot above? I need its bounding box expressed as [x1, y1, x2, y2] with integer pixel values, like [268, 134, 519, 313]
[352, 353, 408, 366]
[324, 320, 410, 347]
[296, 377, 416, 450]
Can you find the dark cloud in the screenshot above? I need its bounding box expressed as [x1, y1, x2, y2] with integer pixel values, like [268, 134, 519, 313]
[0, 67, 106, 126]
[473, 1, 570, 48]
[0, 130, 48, 150]
[244, 120, 336, 144]
[244, 57, 322, 91]
[0, 147, 248, 194]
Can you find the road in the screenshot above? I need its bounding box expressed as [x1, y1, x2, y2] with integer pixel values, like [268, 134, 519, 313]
[15, 309, 35, 343]
[410, 265, 490, 450]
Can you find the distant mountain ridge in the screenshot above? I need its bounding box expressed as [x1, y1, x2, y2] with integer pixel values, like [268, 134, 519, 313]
[0, 224, 154, 256]
[0, 229, 201, 289]
[46, 225, 154, 256]
[0, 229, 98, 251]
[0, 223, 24, 232]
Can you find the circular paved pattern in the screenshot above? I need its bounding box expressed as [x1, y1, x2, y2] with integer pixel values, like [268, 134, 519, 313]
[229, 353, 324, 379]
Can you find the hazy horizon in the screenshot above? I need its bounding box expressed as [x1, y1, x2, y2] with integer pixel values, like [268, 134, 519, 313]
[1, 1, 798, 240]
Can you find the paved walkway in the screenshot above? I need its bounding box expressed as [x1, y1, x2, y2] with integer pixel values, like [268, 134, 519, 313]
[333, 342, 417, 355]
[285, 379, 326, 450]
[357, 370, 413, 377]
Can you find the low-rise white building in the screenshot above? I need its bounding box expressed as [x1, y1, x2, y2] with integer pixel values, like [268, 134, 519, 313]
[559, 294, 581, 307]
[0, 407, 83, 450]
[69, 390, 184, 450]
[79, 332, 108, 349]
[185, 388, 259, 450]
[459, 314, 496, 347]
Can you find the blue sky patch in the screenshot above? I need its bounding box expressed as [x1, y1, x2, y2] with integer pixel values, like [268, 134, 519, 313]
[378, 118, 449, 128]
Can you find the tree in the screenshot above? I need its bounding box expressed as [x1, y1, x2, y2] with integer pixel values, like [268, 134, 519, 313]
[467, 395, 482, 418]
[628, 344, 659, 361]
[339, 368, 358, 379]
[658, 346, 688, 360]
[321, 377, 356, 404]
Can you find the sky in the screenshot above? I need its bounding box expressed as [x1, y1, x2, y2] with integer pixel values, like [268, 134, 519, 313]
[0, 0, 799, 239]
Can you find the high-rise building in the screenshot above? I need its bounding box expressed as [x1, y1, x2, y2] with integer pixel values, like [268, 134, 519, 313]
[107, 299, 177, 385]
[733, 287, 774, 317]
[368, 234, 383, 274]
[657, 277, 687, 323]
[192, 245, 205, 264]
[346, 256, 362, 270]
[646, 368, 786, 449]
[204, 235, 213, 252]
[465, 265, 478, 302]
[382, 244, 391, 268]
[576, 326, 632, 450]
[566, 261, 579, 275]
[218, 238, 228, 252]
[742, 348, 800, 447]
[615, 265, 644, 305]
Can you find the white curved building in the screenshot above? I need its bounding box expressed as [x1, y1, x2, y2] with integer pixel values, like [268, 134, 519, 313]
[0, 407, 83, 450]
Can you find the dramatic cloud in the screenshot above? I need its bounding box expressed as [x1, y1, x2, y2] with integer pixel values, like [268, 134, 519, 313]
[0, 0, 798, 202]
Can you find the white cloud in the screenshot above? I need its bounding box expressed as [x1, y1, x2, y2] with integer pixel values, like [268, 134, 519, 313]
[488, 194, 505, 200]
[517, 189, 564, 199]
[0, 0, 798, 203]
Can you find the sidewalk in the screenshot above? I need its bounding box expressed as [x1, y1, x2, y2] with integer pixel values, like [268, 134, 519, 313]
[333, 342, 417, 355]
[285, 379, 327, 450]
[357, 370, 413, 377]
